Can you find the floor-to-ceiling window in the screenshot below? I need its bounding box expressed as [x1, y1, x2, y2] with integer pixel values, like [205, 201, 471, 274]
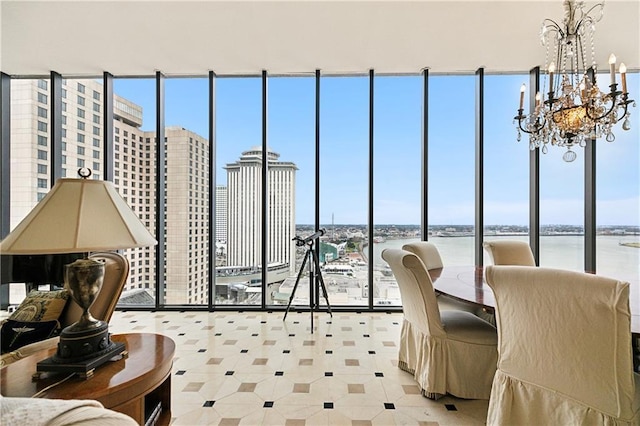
[265, 75, 315, 308]
[596, 72, 640, 287]
[216, 77, 263, 305]
[372, 75, 421, 306]
[9, 78, 49, 225]
[537, 65, 585, 272]
[163, 77, 210, 306]
[111, 77, 157, 306]
[483, 74, 531, 261]
[428, 75, 476, 265]
[320, 76, 370, 306]
[6, 78, 52, 305]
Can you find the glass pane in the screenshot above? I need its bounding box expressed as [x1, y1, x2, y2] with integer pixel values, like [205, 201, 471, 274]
[538, 115, 584, 271]
[165, 77, 209, 305]
[372, 76, 421, 307]
[483, 74, 531, 264]
[320, 76, 369, 306]
[428, 75, 475, 265]
[596, 71, 639, 287]
[62, 78, 104, 180]
[216, 77, 263, 305]
[10, 79, 49, 227]
[112, 77, 157, 307]
[265, 76, 314, 308]
[7, 78, 54, 305]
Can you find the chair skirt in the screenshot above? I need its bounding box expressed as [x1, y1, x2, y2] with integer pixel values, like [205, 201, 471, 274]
[487, 370, 640, 425]
[397, 317, 497, 400]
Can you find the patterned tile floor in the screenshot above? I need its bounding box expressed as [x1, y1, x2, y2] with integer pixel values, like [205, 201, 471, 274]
[109, 310, 489, 425]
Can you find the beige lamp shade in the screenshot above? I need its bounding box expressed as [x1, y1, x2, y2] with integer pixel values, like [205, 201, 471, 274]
[0, 178, 157, 254]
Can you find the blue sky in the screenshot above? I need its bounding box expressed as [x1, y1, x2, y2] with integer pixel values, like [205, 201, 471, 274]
[113, 73, 639, 226]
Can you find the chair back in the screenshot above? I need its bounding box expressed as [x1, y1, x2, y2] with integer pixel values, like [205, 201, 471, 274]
[485, 265, 635, 418]
[483, 240, 535, 266]
[382, 248, 444, 336]
[402, 241, 443, 270]
[60, 251, 130, 328]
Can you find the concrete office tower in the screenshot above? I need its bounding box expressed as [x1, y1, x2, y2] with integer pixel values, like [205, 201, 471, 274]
[216, 185, 227, 242]
[9, 78, 110, 227]
[162, 126, 210, 305]
[112, 97, 157, 300]
[225, 147, 297, 274]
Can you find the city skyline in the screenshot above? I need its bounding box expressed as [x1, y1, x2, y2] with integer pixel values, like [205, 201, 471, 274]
[5, 77, 638, 308]
[112, 73, 639, 227]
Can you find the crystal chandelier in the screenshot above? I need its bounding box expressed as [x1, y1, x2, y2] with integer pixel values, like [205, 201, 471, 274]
[515, 0, 635, 162]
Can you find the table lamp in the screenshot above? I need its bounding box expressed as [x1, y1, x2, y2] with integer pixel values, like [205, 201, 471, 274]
[0, 169, 156, 377]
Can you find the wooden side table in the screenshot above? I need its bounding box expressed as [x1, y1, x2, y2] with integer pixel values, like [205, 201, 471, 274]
[1, 333, 175, 426]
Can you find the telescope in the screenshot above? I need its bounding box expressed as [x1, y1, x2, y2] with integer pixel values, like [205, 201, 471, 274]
[292, 228, 326, 246]
[285, 227, 332, 328]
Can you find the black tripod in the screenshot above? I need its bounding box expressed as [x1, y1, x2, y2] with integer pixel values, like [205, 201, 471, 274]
[283, 231, 332, 332]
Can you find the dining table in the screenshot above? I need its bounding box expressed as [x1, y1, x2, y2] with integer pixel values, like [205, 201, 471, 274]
[428, 265, 640, 371]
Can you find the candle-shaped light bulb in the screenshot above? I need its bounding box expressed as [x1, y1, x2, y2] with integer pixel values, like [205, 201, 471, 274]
[609, 53, 617, 86]
[519, 84, 526, 109]
[620, 62, 628, 93]
[548, 62, 556, 93]
[535, 92, 541, 107]
[580, 81, 586, 98]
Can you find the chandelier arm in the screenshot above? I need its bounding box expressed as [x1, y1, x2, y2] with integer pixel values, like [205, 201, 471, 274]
[541, 18, 562, 30]
[584, 87, 622, 121]
[541, 19, 564, 38]
[582, 3, 605, 23]
[515, 112, 546, 135]
[610, 95, 632, 120]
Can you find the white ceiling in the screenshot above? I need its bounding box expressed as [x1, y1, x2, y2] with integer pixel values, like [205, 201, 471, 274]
[1, 0, 639, 77]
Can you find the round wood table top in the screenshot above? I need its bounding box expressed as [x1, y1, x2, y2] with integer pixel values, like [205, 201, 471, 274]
[428, 265, 640, 335]
[1, 333, 175, 408]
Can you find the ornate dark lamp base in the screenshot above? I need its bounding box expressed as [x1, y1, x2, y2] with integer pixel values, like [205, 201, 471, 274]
[34, 257, 127, 379]
[35, 321, 127, 379]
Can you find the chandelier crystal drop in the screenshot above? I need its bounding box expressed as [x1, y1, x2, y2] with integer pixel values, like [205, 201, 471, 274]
[515, 0, 635, 162]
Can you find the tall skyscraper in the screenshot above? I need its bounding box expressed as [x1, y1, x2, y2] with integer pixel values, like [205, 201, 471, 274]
[112, 96, 156, 301]
[8, 78, 209, 305]
[215, 185, 227, 243]
[225, 147, 297, 274]
[163, 126, 210, 304]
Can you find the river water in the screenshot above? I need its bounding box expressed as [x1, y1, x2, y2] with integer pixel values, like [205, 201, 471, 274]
[372, 235, 639, 284]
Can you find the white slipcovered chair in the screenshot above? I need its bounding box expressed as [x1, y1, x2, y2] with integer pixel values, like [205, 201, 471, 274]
[485, 265, 640, 425]
[382, 248, 498, 400]
[482, 240, 536, 266]
[403, 241, 491, 320]
[402, 241, 443, 270]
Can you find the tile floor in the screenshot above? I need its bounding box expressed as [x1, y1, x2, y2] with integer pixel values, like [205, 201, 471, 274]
[108, 310, 489, 425]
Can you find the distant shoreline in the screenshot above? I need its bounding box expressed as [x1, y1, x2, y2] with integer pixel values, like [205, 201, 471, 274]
[620, 242, 640, 248]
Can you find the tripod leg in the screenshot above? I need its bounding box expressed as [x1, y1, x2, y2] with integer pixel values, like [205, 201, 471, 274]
[311, 248, 333, 318]
[316, 268, 333, 318]
[283, 250, 309, 321]
[309, 249, 315, 333]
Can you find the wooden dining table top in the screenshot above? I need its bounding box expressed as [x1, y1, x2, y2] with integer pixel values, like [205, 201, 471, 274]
[428, 265, 640, 335]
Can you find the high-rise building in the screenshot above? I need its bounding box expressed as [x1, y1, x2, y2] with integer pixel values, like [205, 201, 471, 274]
[112, 96, 156, 301]
[225, 147, 297, 274]
[215, 185, 227, 242]
[8, 78, 209, 305]
[9, 79, 110, 225]
[163, 126, 210, 304]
